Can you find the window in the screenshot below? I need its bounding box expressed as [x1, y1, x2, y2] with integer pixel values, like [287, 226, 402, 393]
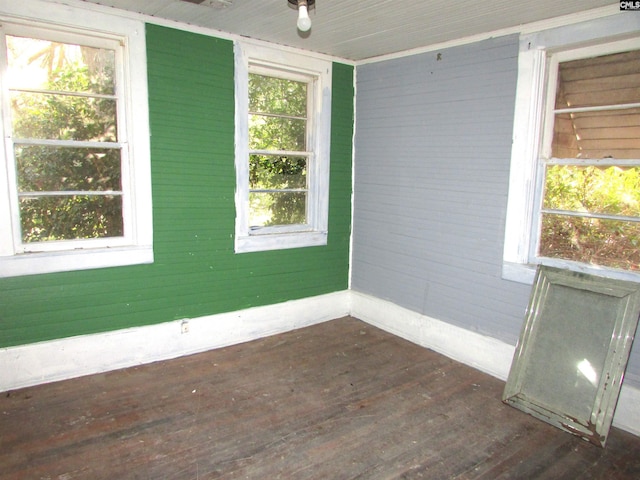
[537, 48, 640, 272]
[0, 1, 151, 278]
[503, 24, 640, 284]
[234, 42, 331, 253]
[249, 71, 309, 230]
[7, 32, 124, 248]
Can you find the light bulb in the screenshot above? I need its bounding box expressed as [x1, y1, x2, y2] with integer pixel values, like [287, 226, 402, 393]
[297, 4, 312, 32]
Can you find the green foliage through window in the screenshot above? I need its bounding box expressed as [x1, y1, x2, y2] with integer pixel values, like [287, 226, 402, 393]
[7, 35, 122, 243]
[541, 165, 640, 270]
[248, 73, 308, 227]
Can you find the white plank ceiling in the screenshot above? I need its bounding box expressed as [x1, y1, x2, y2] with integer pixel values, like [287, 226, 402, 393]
[79, 0, 619, 61]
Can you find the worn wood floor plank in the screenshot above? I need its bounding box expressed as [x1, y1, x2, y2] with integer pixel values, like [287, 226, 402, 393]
[1, 316, 639, 479]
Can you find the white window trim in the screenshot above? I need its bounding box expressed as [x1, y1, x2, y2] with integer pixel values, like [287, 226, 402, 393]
[0, 0, 152, 278]
[234, 41, 331, 253]
[503, 15, 640, 284]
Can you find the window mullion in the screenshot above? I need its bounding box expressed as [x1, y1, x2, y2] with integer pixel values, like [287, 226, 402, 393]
[250, 188, 308, 193]
[530, 51, 556, 264]
[545, 158, 640, 166]
[541, 208, 640, 223]
[249, 110, 306, 122]
[18, 191, 123, 197]
[250, 149, 309, 157]
[9, 87, 117, 101]
[13, 138, 122, 149]
[554, 102, 640, 115]
[0, 29, 19, 256]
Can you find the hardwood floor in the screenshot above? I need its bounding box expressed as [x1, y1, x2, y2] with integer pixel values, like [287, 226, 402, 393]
[1, 316, 639, 479]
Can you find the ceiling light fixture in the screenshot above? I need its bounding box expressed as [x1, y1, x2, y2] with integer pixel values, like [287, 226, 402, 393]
[288, 0, 315, 32]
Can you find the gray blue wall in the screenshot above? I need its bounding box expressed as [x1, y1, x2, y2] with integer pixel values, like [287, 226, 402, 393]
[351, 34, 640, 388]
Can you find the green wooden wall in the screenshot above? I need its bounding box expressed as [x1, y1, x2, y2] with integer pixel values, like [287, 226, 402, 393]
[0, 24, 353, 349]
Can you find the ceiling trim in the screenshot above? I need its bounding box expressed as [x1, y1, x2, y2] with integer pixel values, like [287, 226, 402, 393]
[62, 0, 355, 64]
[46, 1, 623, 66]
[358, 4, 622, 65]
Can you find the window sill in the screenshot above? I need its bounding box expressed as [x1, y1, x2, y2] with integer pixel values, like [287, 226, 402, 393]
[502, 260, 640, 286]
[0, 246, 154, 278]
[235, 231, 327, 254]
[502, 262, 537, 285]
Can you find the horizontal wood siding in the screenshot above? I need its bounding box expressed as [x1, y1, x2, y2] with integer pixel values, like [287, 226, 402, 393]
[351, 35, 640, 387]
[0, 25, 353, 348]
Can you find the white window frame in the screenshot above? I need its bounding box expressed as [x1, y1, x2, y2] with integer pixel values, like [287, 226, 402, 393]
[0, 0, 152, 278]
[503, 15, 640, 284]
[234, 41, 331, 253]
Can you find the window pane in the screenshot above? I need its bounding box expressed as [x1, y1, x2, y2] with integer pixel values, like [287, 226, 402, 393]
[6, 36, 115, 95]
[555, 50, 640, 109]
[11, 92, 117, 141]
[16, 146, 121, 192]
[19, 195, 123, 242]
[539, 214, 640, 271]
[552, 108, 640, 159]
[249, 114, 306, 151]
[249, 155, 307, 190]
[249, 74, 307, 117]
[249, 191, 307, 227]
[6, 35, 124, 246]
[543, 165, 640, 217]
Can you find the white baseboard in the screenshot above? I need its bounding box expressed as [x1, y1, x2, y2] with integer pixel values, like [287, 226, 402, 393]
[2, 288, 638, 437]
[350, 290, 640, 438]
[0, 290, 350, 392]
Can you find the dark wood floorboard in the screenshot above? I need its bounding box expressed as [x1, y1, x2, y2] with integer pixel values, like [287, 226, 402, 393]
[1, 316, 639, 479]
